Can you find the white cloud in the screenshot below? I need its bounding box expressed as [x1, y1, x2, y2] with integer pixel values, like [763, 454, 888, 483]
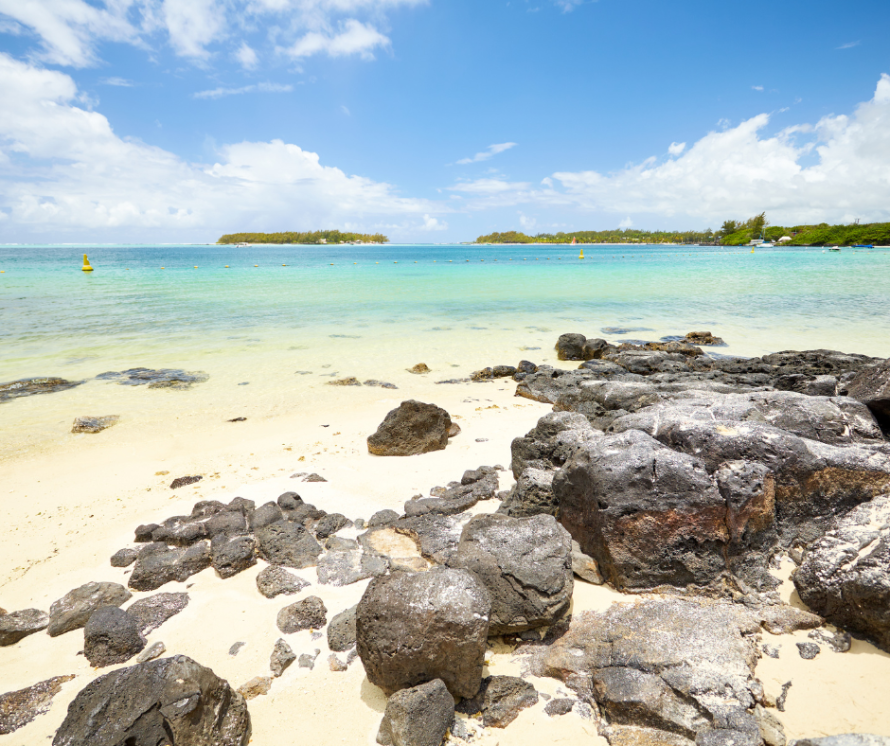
[194, 82, 293, 99]
[618, 216, 633, 228]
[448, 178, 531, 195]
[553, 0, 584, 10]
[752, 85, 764, 91]
[837, 41, 860, 50]
[450, 74, 890, 226]
[341, 104, 351, 115]
[518, 212, 536, 230]
[0, 54, 441, 240]
[0, 0, 425, 66]
[421, 214, 446, 231]
[235, 41, 259, 69]
[286, 19, 389, 59]
[456, 142, 517, 165]
[0, 0, 139, 67]
[101, 76, 135, 86]
[668, 141, 686, 156]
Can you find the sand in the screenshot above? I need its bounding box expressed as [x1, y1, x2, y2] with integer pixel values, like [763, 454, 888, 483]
[3, 366, 890, 745]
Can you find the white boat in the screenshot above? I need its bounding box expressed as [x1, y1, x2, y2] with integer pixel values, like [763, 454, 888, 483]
[759, 242, 775, 248]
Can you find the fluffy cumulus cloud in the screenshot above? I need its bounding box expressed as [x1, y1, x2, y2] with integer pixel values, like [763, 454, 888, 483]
[453, 75, 890, 226]
[0, 54, 438, 240]
[0, 0, 426, 66]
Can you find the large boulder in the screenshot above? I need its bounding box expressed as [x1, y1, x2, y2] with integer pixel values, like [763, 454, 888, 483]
[84, 607, 146, 667]
[367, 401, 453, 456]
[53, 655, 250, 746]
[0, 609, 49, 646]
[452, 513, 573, 634]
[128, 542, 212, 591]
[255, 522, 322, 569]
[540, 599, 763, 746]
[376, 679, 454, 746]
[794, 494, 890, 653]
[48, 582, 133, 637]
[846, 359, 890, 431]
[356, 568, 491, 698]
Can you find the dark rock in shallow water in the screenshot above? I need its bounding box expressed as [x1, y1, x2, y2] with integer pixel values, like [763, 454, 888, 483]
[794, 494, 890, 653]
[53, 655, 250, 746]
[48, 581, 132, 637]
[256, 565, 309, 599]
[685, 331, 726, 346]
[328, 605, 358, 652]
[0, 675, 75, 735]
[126, 592, 189, 635]
[84, 607, 146, 667]
[452, 513, 573, 635]
[0, 609, 49, 646]
[128, 541, 212, 591]
[377, 678, 454, 746]
[71, 415, 119, 433]
[276, 596, 327, 633]
[256, 522, 322, 569]
[96, 367, 210, 390]
[367, 400, 453, 456]
[356, 568, 490, 698]
[171, 475, 203, 489]
[0, 377, 82, 403]
[457, 676, 538, 728]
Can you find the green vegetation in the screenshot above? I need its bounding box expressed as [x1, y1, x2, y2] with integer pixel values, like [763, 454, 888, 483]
[476, 216, 890, 247]
[218, 230, 388, 244]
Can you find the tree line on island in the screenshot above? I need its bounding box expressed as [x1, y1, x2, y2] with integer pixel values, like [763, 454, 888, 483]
[475, 216, 890, 246]
[218, 230, 389, 244]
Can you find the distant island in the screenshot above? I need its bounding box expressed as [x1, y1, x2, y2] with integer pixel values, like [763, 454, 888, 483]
[218, 230, 389, 245]
[475, 217, 890, 247]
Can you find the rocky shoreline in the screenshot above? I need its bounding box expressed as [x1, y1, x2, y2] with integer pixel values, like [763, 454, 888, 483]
[2, 333, 890, 746]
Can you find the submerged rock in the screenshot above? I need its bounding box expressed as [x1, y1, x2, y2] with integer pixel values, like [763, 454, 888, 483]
[0, 674, 75, 735]
[52, 655, 250, 746]
[685, 331, 726, 346]
[0, 377, 82, 403]
[96, 368, 209, 390]
[71, 415, 119, 433]
[357, 568, 491, 698]
[367, 400, 453, 457]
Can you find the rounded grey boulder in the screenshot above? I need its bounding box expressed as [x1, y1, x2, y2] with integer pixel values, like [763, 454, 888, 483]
[356, 568, 491, 699]
[452, 513, 573, 635]
[48, 581, 132, 637]
[84, 606, 146, 668]
[367, 400, 453, 457]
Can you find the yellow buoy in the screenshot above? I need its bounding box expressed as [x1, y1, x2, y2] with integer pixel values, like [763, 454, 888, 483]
[579, 249, 584, 259]
[194, 266, 198, 268]
[82, 254, 94, 272]
[282, 264, 286, 266]
[254, 264, 258, 267]
[161, 267, 165, 269]
[225, 265, 229, 268]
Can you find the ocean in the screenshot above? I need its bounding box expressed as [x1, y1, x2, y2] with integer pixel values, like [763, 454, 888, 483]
[2, 242, 889, 458]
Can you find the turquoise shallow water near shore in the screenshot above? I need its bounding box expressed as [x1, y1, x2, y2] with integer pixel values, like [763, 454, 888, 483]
[2, 242, 890, 458]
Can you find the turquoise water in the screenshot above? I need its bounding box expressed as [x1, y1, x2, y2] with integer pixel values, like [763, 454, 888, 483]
[2, 243, 890, 375]
[3, 242, 889, 459]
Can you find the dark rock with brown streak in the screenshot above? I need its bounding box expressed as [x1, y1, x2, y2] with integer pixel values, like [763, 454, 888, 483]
[452, 513, 573, 634]
[794, 494, 890, 653]
[128, 541, 212, 591]
[356, 568, 491, 698]
[84, 607, 146, 667]
[0, 609, 49, 646]
[847, 358, 890, 432]
[71, 415, 119, 433]
[554, 430, 748, 590]
[48, 581, 132, 637]
[457, 676, 538, 728]
[53, 655, 250, 746]
[368, 400, 453, 456]
[0, 675, 75, 735]
[539, 599, 763, 746]
[377, 678, 454, 746]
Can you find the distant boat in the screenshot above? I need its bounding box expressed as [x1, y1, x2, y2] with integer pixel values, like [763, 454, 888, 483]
[235, 242, 249, 247]
[760, 243, 775, 248]
[853, 244, 874, 248]
[571, 238, 577, 245]
[829, 246, 841, 252]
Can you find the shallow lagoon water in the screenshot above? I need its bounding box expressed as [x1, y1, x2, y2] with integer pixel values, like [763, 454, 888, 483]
[2, 242, 889, 459]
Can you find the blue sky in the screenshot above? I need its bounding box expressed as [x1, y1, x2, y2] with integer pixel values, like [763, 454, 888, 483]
[1, 0, 889, 242]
